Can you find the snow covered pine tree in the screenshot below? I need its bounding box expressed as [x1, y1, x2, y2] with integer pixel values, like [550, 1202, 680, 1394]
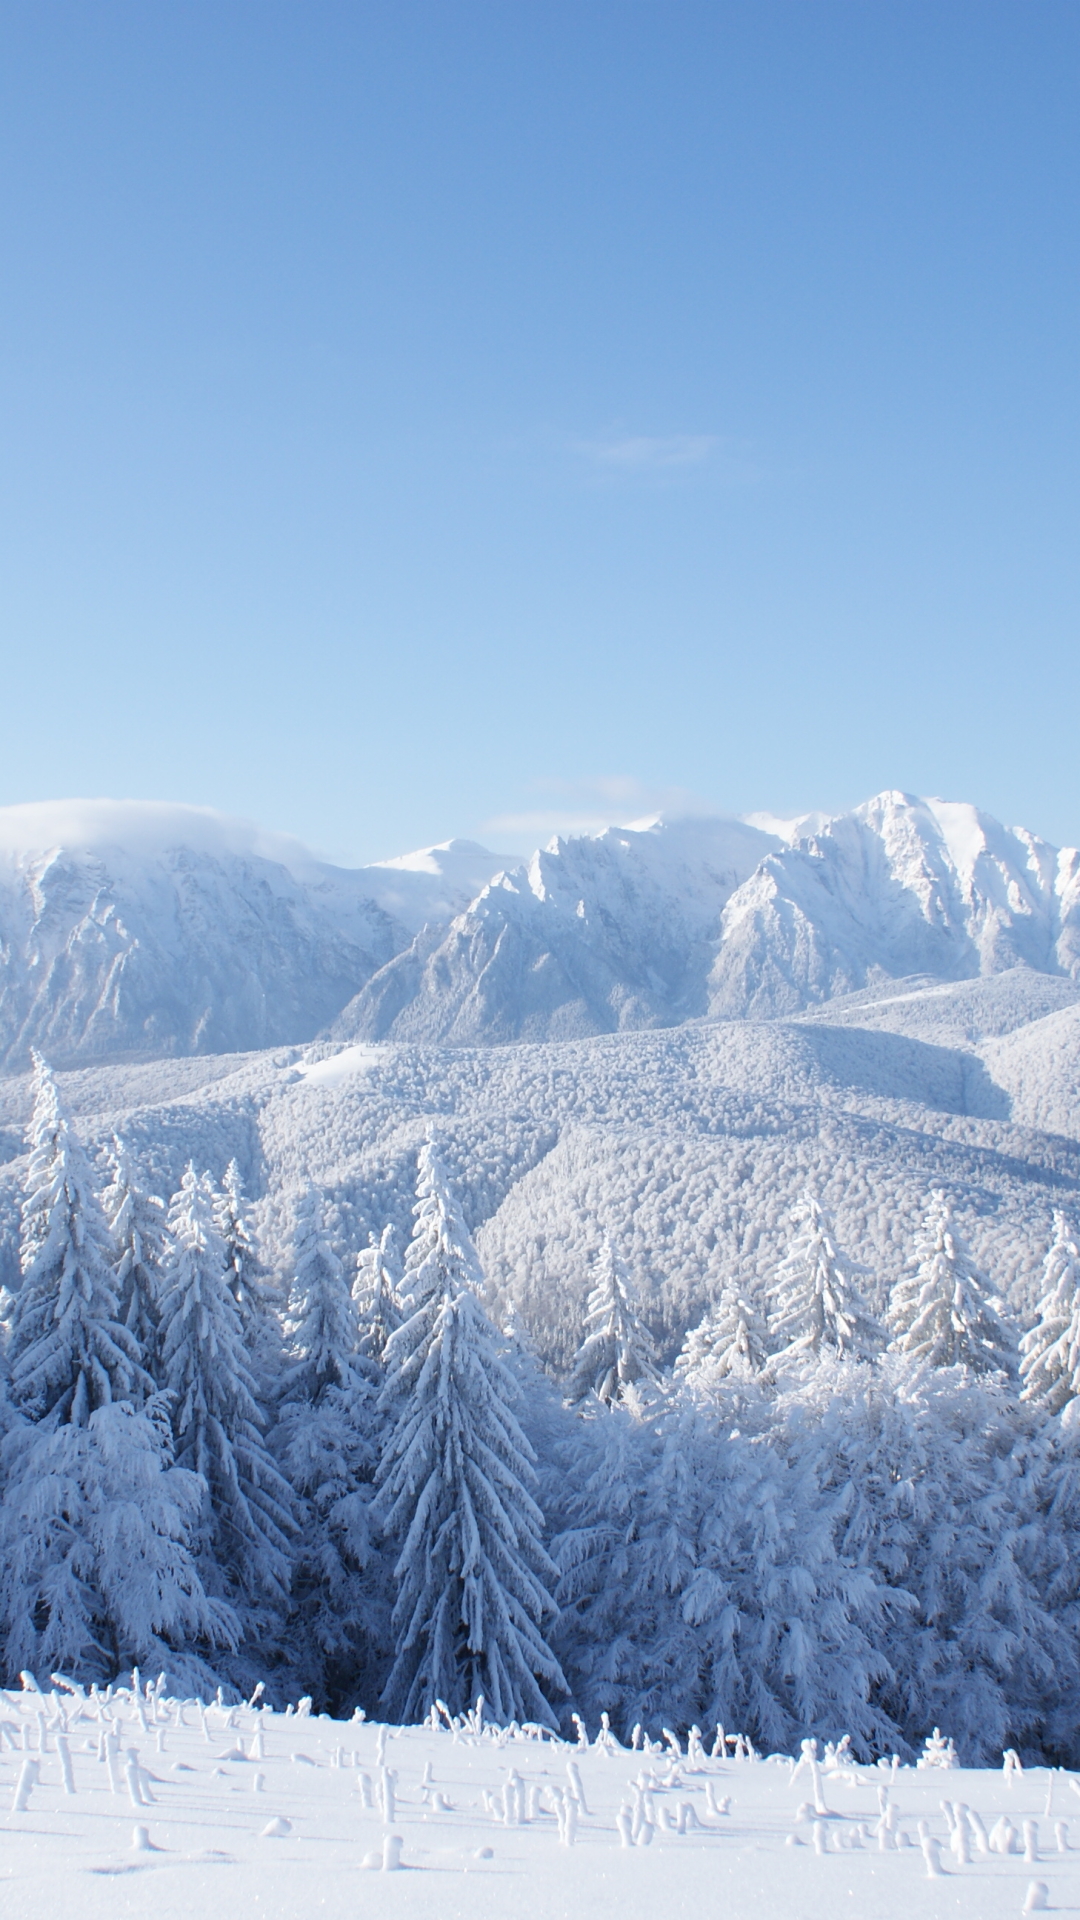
[274, 1187, 382, 1710]
[1020, 1211, 1080, 1413]
[102, 1137, 168, 1384]
[375, 1138, 566, 1726]
[768, 1190, 881, 1365]
[0, 1061, 235, 1689]
[566, 1238, 660, 1407]
[354, 1223, 402, 1365]
[888, 1189, 1015, 1374]
[676, 1281, 768, 1386]
[157, 1164, 295, 1654]
[7, 1054, 149, 1423]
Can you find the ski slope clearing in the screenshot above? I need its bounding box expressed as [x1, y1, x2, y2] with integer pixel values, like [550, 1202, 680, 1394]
[2, 1683, 1072, 1920]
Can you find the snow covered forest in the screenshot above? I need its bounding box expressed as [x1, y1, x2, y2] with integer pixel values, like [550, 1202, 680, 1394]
[3, 1048, 1080, 1770]
[2, 792, 1080, 1774]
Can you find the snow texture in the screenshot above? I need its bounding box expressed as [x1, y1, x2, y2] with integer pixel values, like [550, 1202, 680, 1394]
[0, 1679, 1070, 1920]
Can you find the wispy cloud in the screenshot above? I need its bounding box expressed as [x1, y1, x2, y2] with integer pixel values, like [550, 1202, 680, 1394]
[482, 776, 720, 848]
[577, 432, 720, 471]
[570, 430, 764, 483]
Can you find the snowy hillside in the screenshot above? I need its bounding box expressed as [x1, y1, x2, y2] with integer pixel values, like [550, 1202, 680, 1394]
[334, 792, 1080, 1045]
[0, 801, 510, 1070]
[3, 998, 1077, 1362]
[0, 1680, 1066, 1920]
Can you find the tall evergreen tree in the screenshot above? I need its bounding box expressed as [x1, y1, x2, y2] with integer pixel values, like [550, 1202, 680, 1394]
[280, 1188, 360, 1403]
[158, 1165, 294, 1630]
[768, 1191, 881, 1364]
[399, 1137, 482, 1309]
[889, 1190, 1014, 1374]
[275, 1187, 382, 1711]
[566, 1239, 660, 1407]
[354, 1224, 402, 1364]
[375, 1145, 566, 1726]
[8, 1056, 149, 1425]
[676, 1282, 768, 1386]
[215, 1158, 262, 1318]
[1020, 1212, 1080, 1414]
[102, 1139, 167, 1384]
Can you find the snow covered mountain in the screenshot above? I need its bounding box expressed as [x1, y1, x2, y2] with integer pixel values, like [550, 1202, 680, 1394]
[0, 801, 511, 1070]
[2, 789, 1079, 1069]
[332, 792, 1080, 1045]
[328, 814, 782, 1045]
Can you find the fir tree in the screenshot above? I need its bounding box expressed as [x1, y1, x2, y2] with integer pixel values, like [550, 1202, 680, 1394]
[375, 1147, 566, 1725]
[676, 1282, 768, 1386]
[354, 1224, 402, 1364]
[1020, 1212, 1080, 1414]
[158, 1165, 294, 1627]
[275, 1187, 381, 1711]
[768, 1191, 881, 1364]
[280, 1188, 360, 1403]
[566, 1239, 660, 1407]
[888, 1190, 1014, 1374]
[102, 1139, 167, 1383]
[399, 1137, 483, 1309]
[215, 1158, 262, 1319]
[0, 1396, 239, 1692]
[8, 1056, 149, 1425]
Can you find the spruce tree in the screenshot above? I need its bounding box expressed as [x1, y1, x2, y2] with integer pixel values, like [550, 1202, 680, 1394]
[399, 1137, 483, 1308]
[0, 1397, 239, 1692]
[102, 1139, 167, 1384]
[676, 1282, 768, 1386]
[215, 1158, 263, 1319]
[158, 1165, 294, 1627]
[768, 1191, 881, 1364]
[375, 1144, 566, 1726]
[8, 1056, 149, 1425]
[280, 1188, 360, 1403]
[888, 1190, 1014, 1374]
[275, 1187, 381, 1710]
[354, 1224, 402, 1364]
[566, 1239, 660, 1407]
[1020, 1212, 1080, 1414]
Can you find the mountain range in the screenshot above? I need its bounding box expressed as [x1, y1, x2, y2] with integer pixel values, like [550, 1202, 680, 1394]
[1, 790, 1078, 1070]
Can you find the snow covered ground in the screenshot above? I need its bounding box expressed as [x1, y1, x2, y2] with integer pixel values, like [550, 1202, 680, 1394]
[2, 1683, 1072, 1920]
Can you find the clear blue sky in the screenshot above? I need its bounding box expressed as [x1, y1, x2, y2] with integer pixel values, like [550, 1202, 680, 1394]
[1, 2, 1077, 865]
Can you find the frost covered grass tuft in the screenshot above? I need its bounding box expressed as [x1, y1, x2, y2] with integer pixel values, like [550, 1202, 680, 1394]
[0, 1681, 1074, 1919]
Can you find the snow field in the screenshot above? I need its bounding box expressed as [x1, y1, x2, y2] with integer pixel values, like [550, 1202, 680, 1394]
[0, 1685, 1076, 1920]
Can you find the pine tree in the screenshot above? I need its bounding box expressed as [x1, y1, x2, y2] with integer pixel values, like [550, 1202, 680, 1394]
[215, 1158, 262, 1319]
[768, 1191, 881, 1364]
[375, 1146, 566, 1726]
[8, 1056, 149, 1425]
[280, 1188, 360, 1403]
[566, 1239, 660, 1407]
[888, 1190, 1014, 1374]
[676, 1282, 768, 1386]
[158, 1165, 294, 1627]
[354, 1224, 402, 1364]
[1020, 1212, 1080, 1414]
[399, 1137, 484, 1309]
[274, 1187, 382, 1711]
[102, 1139, 167, 1384]
[0, 1396, 239, 1692]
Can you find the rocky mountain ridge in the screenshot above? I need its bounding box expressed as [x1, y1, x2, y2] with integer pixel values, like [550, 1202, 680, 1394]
[2, 790, 1078, 1068]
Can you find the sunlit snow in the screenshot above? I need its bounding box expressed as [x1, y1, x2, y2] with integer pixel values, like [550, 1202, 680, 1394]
[0, 1680, 1068, 1920]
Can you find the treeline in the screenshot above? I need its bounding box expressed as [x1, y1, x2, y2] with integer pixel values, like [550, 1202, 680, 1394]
[1, 1054, 1079, 1763]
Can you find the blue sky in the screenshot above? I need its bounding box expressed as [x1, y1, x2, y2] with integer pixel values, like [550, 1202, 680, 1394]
[1, 2, 1078, 865]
